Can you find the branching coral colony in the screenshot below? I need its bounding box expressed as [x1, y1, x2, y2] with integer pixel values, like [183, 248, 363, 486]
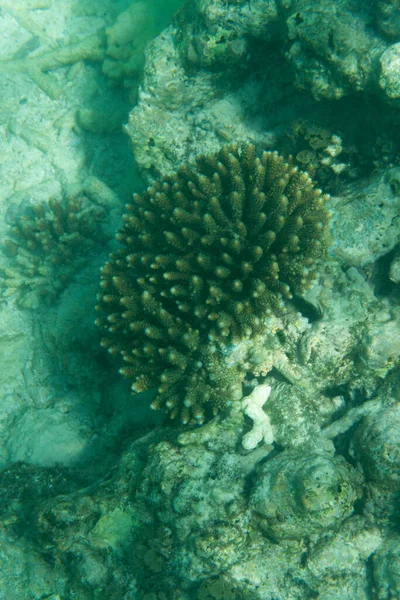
[1, 195, 106, 307]
[96, 143, 331, 424]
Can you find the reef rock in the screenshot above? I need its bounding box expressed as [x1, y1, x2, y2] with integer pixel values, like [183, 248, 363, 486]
[251, 450, 363, 540]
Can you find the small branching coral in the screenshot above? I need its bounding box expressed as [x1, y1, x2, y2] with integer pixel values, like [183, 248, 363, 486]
[96, 143, 331, 424]
[1, 195, 106, 307]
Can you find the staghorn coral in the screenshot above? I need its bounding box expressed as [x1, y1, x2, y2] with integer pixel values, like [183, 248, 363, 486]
[1, 194, 106, 307]
[95, 143, 331, 424]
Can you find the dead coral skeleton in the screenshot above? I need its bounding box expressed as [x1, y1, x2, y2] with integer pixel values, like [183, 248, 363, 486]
[0, 1, 105, 99]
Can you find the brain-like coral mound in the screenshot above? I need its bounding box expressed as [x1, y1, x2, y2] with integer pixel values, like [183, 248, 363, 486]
[96, 143, 331, 424]
[352, 404, 400, 484]
[251, 450, 362, 540]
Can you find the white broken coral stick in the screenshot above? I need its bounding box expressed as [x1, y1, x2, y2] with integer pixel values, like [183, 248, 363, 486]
[241, 384, 274, 450]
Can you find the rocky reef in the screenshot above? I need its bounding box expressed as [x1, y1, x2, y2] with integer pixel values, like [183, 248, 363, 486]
[0, 378, 396, 599]
[0, 0, 399, 599]
[126, 0, 400, 182]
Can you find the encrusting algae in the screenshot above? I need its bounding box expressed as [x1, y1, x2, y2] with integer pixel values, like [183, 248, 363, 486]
[95, 143, 331, 424]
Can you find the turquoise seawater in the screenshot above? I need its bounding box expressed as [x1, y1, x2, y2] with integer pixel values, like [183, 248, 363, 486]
[0, 1, 399, 598]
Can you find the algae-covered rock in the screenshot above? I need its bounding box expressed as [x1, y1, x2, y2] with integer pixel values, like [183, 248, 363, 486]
[376, 0, 400, 39]
[265, 382, 342, 451]
[126, 23, 275, 180]
[284, 0, 385, 101]
[379, 43, 400, 101]
[373, 535, 400, 600]
[132, 431, 260, 586]
[89, 507, 134, 550]
[251, 450, 362, 540]
[389, 247, 400, 284]
[175, 0, 390, 107]
[331, 168, 400, 267]
[175, 0, 280, 68]
[305, 518, 382, 600]
[0, 401, 390, 599]
[352, 404, 400, 484]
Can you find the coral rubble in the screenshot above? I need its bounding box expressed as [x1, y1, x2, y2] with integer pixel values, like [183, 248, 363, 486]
[96, 143, 331, 423]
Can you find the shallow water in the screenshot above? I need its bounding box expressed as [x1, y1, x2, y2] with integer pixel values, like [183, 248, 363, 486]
[0, 1, 399, 599]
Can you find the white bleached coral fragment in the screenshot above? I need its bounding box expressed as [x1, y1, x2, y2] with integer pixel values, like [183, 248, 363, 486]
[241, 384, 273, 450]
